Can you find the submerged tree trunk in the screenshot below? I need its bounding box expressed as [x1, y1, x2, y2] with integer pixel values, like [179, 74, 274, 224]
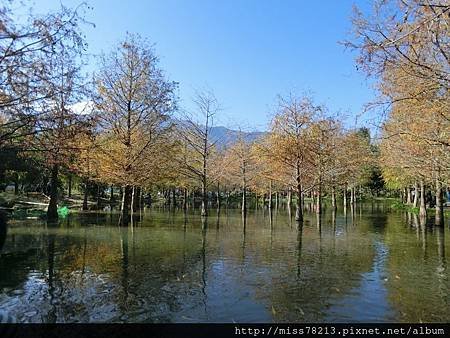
[268, 180, 273, 210]
[331, 186, 336, 210]
[216, 182, 221, 209]
[295, 163, 303, 222]
[68, 174, 72, 198]
[183, 188, 188, 210]
[419, 180, 427, 219]
[96, 184, 101, 205]
[316, 184, 322, 214]
[82, 179, 88, 211]
[287, 187, 292, 209]
[13, 172, 19, 195]
[413, 182, 418, 208]
[171, 188, 177, 207]
[131, 186, 136, 213]
[343, 184, 348, 209]
[406, 186, 412, 204]
[435, 177, 443, 226]
[242, 187, 247, 215]
[47, 164, 59, 221]
[120, 185, 132, 226]
[201, 176, 207, 217]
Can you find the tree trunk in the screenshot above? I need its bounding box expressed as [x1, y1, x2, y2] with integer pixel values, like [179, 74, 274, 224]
[82, 179, 88, 211]
[287, 187, 292, 208]
[331, 186, 336, 210]
[172, 188, 177, 207]
[132, 186, 141, 212]
[13, 172, 19, 195]
[110, 185, 114, 203]
[413, 182, 418, 208]
[343, 184, 348, 209]
[268, 180, 273, 209]
[183, 188, 188, 210]
[435, 177, 443, 226]
[316, 183, 321, 214]
[242, 187, 247, 215]
[201, 176, 207, 217]
[295, 164, 303, 222]
[47, 164, 59, 221]
[68, 174, 72, 198]
[216, 182, 221, 209]
[131, 186, 136, 213]
[419, 180, 427, 219]
[96, 184, 101, 205]
[406, 186, 412, 204]
[120, 185, 132, 226]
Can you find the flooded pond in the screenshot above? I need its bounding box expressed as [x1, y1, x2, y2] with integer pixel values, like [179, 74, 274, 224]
[0, 203, 448, 323]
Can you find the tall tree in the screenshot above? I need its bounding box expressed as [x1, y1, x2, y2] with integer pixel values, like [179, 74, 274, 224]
[177, 90, 220, 217]
[94, 34, 177, 225]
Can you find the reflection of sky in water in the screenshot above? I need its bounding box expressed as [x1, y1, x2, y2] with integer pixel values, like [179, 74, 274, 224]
[325, 240, 397, 322]
[0, 204, 448, 323]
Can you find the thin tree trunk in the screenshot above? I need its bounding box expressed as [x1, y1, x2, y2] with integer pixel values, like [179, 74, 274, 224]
[13, 172, 19, 195]
[96, 184, 101, 205]
[413, 182, 418, 208]
[68, 174, 72, 198]
[268, 180, 273, 210]
[406, 186, 412, 204]
[295, 163, 303, 222]
[343, 184, 348, 209]
[47, 164, 59, 220]
[216, 182, 221, 209]
[435, 177, 443, 226]
[242, 187, 247, 215]
[419, 180, 427, 219]
[201, 177, 207, 216]
[110, 185, 114, 203]
[287, 187, 292, 209]
[131, 186, 136, 213]
[331, 186, 336, 210]
[120, 185, 132, 226]
[82, 179, 88, 211]
[183, 188, 188, 210]
[172, 188, 177, 207]
[316, 177, 322, 214]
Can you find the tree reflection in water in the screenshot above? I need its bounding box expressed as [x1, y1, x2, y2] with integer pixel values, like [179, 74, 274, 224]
[0, 203, 448, 322]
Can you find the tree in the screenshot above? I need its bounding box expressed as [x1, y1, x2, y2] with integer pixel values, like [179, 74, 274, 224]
[177, 90, 220, 217]
[0, 1, 90, 146]
[94, 34, 177, 226]
[262, 94, 322, 222]
[222, 131, 257, 215]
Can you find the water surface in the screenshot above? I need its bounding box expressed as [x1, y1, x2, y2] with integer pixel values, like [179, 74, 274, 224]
[0, 203, 448, 322]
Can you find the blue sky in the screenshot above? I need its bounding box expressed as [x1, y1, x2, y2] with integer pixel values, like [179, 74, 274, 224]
[31, 0, 377, 132]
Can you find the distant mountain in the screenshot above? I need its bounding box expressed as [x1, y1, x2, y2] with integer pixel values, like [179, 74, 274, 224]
[208, 126, 266, 147]
[174, 118, 266, 148]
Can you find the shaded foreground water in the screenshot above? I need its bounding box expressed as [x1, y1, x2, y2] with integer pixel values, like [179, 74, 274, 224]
[0, 203, 448, 323]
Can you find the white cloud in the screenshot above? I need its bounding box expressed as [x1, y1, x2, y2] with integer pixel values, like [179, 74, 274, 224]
[71, 101, 94, 115]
